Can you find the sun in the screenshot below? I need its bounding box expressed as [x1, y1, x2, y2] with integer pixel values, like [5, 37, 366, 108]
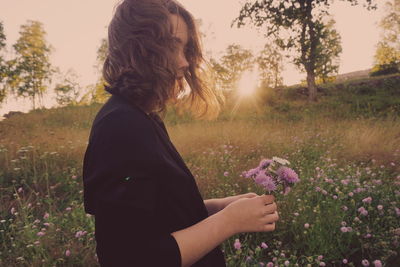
[237, 69, 260, 97]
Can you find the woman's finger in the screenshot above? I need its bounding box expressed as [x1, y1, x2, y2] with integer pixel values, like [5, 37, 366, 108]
[263, 211, 279, 223]
[263, 202, 277, 215]
[263, 222, 276, 232]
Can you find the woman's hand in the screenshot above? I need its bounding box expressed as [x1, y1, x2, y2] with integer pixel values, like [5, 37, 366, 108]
[220, 194, 279, 235]
[219, 192, 258, 211]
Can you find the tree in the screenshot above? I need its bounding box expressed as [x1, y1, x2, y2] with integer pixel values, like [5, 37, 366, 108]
[256, 42, 284, 88]
[234, 0, 376, 102]
[11, 20, 53, 109]
[53, 68, 81, 106]
[90, 37, 110, 103]
[211, 44, 254, 91]
[0, 21, 7, 104]
[372, 0, 400, 75]
[314, 18, 342, 84]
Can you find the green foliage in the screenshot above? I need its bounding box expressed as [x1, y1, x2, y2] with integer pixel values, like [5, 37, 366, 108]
[372, 0, 400, 75]
[256, 42, 284, 89]
[234, 0, 375, 101]
[370, 61, 400, 77]
[210, 44, 254, 91]
[314, 18, 342, 83]
[9, 20, 53, 109]
[0, 21, 8, 104]
[53, 69, 81, 106]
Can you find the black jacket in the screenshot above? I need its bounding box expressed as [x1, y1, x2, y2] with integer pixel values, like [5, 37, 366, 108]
[82, 93, 227, 267]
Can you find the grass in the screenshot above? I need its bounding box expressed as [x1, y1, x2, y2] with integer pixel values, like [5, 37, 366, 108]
[0, 80, 399, 266]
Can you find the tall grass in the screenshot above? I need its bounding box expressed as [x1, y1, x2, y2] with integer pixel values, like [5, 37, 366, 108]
[0, 90, 399, 266]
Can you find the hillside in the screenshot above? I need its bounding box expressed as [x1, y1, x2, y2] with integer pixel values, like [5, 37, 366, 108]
[0, 73, 399, 266]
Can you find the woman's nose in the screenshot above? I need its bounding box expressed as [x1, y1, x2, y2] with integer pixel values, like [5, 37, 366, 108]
[178, 52, 189, 70]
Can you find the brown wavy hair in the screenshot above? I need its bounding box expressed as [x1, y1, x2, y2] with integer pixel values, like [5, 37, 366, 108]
[103, 0, 223, 119]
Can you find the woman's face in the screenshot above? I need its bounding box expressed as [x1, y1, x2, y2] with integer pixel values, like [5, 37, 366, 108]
[169, 14, 189, 80]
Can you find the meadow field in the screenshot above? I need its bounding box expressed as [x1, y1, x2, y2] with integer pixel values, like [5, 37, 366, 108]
[1, 78, 400, 266]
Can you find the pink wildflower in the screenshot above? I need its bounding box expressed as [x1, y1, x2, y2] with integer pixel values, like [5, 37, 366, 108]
[223, 171, 229, 177]
[304, 223, 310, 229]
[341, 179, 350, 185]
[261, 242, 268, 249]
[362, 197, 372, 204]
[75, 230, 87, 238]
[341, 227, 348, 233]
[233, 239, 241, 250]
[43, 213, 49, 219]
[377, 205, 383, 210]
[362, 259, 370, 266]
[343, 259, 348, 264]
[395, 207, 400, 216]
[37, 231, 45, 236]
[65, 249, 71, 257]
[358, 207, 368, 216]
[373, 260, 382, 267]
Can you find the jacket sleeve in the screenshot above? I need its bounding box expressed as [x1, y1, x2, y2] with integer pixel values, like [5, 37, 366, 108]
[83, 109, 182, 267]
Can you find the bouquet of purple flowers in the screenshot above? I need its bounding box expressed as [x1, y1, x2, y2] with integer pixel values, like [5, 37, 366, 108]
[242, 156, 300, 195]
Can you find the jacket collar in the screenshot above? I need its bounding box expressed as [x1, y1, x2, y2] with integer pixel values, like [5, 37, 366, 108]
[109, 94, 195, 179]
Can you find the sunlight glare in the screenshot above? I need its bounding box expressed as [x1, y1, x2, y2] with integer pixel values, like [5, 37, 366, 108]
[237, 69, 260, 97]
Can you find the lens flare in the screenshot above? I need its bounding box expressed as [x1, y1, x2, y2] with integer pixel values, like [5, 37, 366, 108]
[237, 69, 260, 97]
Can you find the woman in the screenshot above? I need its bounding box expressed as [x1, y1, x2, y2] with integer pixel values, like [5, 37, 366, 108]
[82, 0, 279, 266]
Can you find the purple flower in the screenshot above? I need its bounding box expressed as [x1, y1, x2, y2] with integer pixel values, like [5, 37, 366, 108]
[266, 263, 274, 267]
[341, 227, 348, 233]
[304, 223, 310, 229]
[243, 167, 260, 178]
[255, 171, 268, 185]
[262, 176, 277, 192]
[261, 242, 268, 249]
[259, 159, 273, 169]
[65, 249, 71, 257]
[223, 171, 229, 177]
[254, 171, 277, 192]
[276, 167, 299, 183]
[343, 259, 348, 264]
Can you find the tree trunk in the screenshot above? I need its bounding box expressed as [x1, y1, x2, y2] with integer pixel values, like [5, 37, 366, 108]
[306, 69, 317, 102]
[32, 92, 36, 110]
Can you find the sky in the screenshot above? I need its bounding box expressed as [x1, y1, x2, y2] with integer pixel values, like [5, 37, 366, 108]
[0, 0, 385, 117]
